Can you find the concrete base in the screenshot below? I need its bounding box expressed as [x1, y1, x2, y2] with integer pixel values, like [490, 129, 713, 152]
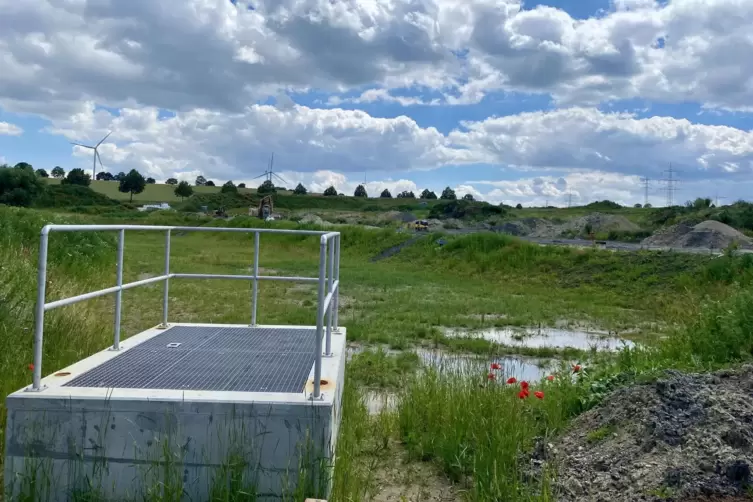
[4, 323, 346, 501]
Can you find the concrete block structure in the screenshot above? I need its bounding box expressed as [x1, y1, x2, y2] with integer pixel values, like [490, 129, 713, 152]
[5, 225, 344, 501]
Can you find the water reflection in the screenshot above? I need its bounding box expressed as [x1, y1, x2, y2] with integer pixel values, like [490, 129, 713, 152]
[442, 326, 633, 351]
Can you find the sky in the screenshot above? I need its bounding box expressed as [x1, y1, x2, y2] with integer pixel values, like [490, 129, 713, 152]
[1, 0, 752, 207]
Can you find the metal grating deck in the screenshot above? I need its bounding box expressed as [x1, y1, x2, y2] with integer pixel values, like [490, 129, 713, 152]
[64, 326, 318, 393]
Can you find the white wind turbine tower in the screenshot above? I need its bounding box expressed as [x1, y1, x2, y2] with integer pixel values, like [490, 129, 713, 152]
[70, 131, 112, 179]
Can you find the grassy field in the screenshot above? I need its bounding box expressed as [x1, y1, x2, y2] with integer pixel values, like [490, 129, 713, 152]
[2, 206, 753, 500]
[45, 179, 264, 203]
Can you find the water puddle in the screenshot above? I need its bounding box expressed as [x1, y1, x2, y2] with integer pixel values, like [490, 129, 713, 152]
[350, 345, 560, 414]
[442, 326, 633, 351]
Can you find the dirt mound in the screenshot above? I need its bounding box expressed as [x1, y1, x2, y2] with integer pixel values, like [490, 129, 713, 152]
[541, 366, 753, 501]
[494, 214, 637, 238]
[560, 213, 640, 234]
[298, 214, 332, 227]
[642, 220, 752, 249]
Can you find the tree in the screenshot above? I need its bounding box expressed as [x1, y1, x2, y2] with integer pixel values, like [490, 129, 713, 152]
[0, 164, 45, 207]
[397, 190, 415, 198]
[323, 186, 338, 196]
[146, 177, 156, 184]
[462, 193, 475, 201]
[115, 172, 126, 182]
[354, 184, 367, 197]
[14, 162, 33, 172]
[645, 203, 652, 208]
[258, 179, 276, 195]
[221, 180, 238, 194]
[35, 169, 49, 178]
[174, 181, 193, 201]
[515, 203, 523, 209]
[118, 169, 146, 202]
[238, 183, 246, 188]
[441, 187, 457, 200]
[692, 197, 712, 210]
[166, 178, 178, 185]
[634, 203, 643, 208]
[96, 171, 114, 181]
[420, 189, 437, 200]
[380, 188, 392, 198]
[195, 175, 207, 186]
[61, 168, 91, 187]
[294, 183, 308, 195]
[51, 166, 65, 178]
[205, 180, 215, 187]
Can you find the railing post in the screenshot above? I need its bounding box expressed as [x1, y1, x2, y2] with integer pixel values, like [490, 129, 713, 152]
[30, 227, 50, 392]
[160, 229, 171, 328]
[252, 232, 260, 325]
[333, 234, 340, 330]
[325, 236, 334, 356]
[312, 237, 327, 400]
[112, 229, 125, 350]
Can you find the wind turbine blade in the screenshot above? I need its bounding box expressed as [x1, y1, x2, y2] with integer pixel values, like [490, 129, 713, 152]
[272, 173, 288, 186]
[96, 131, 113, 148]
[95, 150, 105, 170]
[70, 142, 94, 149]
[252, 173, 268, 180]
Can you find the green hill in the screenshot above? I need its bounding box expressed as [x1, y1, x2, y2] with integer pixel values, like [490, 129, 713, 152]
[45, 179, 266, 203]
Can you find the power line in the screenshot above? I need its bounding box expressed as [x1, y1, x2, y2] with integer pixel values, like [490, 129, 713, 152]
[659, 164, 680, 207]
[715, 192, 727, 207]
[640, 177, 651, 207]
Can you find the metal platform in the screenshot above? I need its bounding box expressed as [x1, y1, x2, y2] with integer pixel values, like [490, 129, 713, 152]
[63, 326, 317, 393]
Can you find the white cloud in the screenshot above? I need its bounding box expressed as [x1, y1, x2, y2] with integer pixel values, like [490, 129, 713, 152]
[1, 0, 752, 114]
[451, 107, 753, 181]
[0, 0, 752, 208]
[0, 121, 23, 136]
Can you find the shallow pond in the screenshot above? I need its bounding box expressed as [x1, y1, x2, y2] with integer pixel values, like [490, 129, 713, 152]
[443, 326, 634, 351]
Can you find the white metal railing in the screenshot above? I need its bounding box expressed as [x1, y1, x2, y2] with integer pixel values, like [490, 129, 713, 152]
[31, 224, 341, 399]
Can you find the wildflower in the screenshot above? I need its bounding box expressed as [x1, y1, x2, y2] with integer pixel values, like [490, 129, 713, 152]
[520, 380, 529, 390]
[518, 390, 529, 399]
[546, 375, 555, 382]
[491, 362, 502, 370]
[28, 363, 34, 371]
[487, 373, 496, 381]
[506, 377, 517, 384]
[534, 391, 544, 400]
[572, 364, 582, 373]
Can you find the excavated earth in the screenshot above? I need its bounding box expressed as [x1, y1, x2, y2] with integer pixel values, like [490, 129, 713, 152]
[530, 366, 753, 501]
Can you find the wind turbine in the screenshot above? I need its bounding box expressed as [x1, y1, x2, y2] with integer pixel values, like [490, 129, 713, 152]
[70, 131, 112, 179]
[252, 153, 289, 187]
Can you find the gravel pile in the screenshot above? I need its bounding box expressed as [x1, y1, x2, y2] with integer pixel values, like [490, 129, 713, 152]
[493, 214, 638, 238]
[560, 213, 640, 234]
[533, 366, 753, 501]
[642, 220, 753, 249]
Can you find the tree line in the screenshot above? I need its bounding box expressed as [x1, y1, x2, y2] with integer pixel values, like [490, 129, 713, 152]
[1, 161, 474, 207]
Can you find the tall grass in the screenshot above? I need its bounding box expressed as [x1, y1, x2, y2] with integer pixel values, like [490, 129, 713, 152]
[398, 368, 578, 501]
[396, 274, 753, 501]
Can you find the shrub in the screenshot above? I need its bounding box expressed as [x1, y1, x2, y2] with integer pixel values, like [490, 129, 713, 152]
[61, 168, 91, 187]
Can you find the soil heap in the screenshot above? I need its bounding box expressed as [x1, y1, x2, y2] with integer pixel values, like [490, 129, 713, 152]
[642, 220, 753, 249]
[539, 366, 753, 501]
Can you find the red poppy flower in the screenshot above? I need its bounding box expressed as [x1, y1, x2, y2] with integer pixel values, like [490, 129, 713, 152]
[491, 362, 502, 370]
[506, 377, 517, 384]
[572, 365, 582, 373]
[28, 363, 34, 371]
[534, 391, 544, 399]
[546, 375, 555, 381]
[518, 390, 529, 399]
[487, 372, 496, 381]
[520, 380, 529, 390]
